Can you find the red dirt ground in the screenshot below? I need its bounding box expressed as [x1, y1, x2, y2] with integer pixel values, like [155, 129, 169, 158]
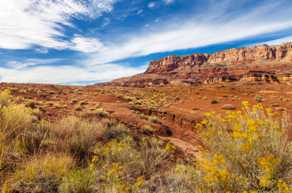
[0, 81, 291, 154]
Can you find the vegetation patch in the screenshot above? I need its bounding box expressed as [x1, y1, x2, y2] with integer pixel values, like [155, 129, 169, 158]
[0, 90, 291, 193]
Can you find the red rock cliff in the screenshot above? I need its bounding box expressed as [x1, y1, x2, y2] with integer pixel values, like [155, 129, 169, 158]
[109, 42, 292, 87]
[145, 43, 292, 74]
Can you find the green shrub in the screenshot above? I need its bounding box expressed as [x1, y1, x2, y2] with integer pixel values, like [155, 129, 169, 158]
[59, 169, 96, 193]
[141, 124, 156, 134]
[195, 102, 292, 193]
[91, 134, 177, 193]
[93, 135, 144, 177]
[92, 135, 143, 193]
[3, 154, 73, 193]
[255, 95, 264, 102]
[148, 115, 159, 123]
[95, 107, 109, 118]
[139, 137, 176, 177]
[14, 120, 51, 155]
[156, 164, 198, 193]
[101, 123, 129, 140]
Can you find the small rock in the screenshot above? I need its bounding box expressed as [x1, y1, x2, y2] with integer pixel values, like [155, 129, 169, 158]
[275, 107, 286, 112]
[32, 115, 39, 122]
[222, 104, 236, 110]
[271, 103, 280, 107]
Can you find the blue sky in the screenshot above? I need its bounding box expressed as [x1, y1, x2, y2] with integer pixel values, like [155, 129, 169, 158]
[0, 0, 292, 85]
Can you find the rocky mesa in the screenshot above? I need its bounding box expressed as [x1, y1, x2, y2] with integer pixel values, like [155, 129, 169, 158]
[110, 42, 292, 87]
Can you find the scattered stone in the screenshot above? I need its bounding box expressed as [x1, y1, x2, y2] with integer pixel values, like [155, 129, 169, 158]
[275, 107, 286, 112]
[32, 115, 39, 122]
[271, 103, 280, 107]
[222, 104, 236, 110]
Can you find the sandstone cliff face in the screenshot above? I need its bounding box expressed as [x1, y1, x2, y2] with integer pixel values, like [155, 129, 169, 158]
[110, 42, 292, 87]
[146, 54, 209, 74]
[146, 43, 292, 74]
[208, 43, 292, 64]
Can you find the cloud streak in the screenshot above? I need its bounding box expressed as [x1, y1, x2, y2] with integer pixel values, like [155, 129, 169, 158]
[0, 60, 146, 84]
[88, 0, 292, 64]
[1, 0, 292, 85]
[0, 0, 118, 50]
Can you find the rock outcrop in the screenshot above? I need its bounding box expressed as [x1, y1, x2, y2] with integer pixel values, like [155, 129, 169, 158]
[109, 42, 292, 87]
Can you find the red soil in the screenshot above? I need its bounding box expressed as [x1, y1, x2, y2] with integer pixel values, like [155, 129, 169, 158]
[0, 81, 291, 154]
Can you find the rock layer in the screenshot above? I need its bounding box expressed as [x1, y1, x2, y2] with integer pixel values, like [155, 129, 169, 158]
[110, 42, 292, 87]
[146, 43, 292, 74]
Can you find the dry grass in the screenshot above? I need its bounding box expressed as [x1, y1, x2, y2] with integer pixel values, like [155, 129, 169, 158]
[0, 90, 291, 193]
[3, 154, 73, 193]
[50, 116, 105, 162]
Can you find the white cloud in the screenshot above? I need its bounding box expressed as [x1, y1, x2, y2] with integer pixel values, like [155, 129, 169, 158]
[88, 0, 292, 65]
[35, 47, 49, 54]
[4, 59, 63, 70]
[0, 61, 146, 85]
[148, 2, 157, 9]
[163, 0, 174, 5]
[262, 36, 292, 45]
[71, 35, 104, 53]
[0, 0, 117, 50]
[1, 0, 292, 85]
[86, 0, 118, 18]
[136, 9, 144, 15]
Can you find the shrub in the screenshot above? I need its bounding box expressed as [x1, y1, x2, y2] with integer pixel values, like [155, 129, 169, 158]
[0, 96, 44, 178]
[59, 168, 96, 193]
[50, 117, 104, 162]
[141, 124, 156, 134]
[95, 163, 130, 193]
[95, 107, 109, 118]
[92, 135, 143, 193]
[195, 102, 292, 193]
[91, 134, 177, 193]
[93, 135, 144, 177]
[139, 137, 176, 177]
[148, 115, 159, 123]
[255, 95, 264, 102]
[3, 154, 73, 193]
[157, 164, 198, 193]
[0, 104, 33, 140]
[0, 90, 12, 107]
[13, 120, 51, 155]
[101, 123, 129, 140]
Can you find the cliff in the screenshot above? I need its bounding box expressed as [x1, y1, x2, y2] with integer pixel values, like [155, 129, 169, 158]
[110, 42, 292, 87]
[146, 43, 292, 73]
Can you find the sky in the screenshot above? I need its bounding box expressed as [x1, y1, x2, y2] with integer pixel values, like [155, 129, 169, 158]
[0, 0, 292, 85]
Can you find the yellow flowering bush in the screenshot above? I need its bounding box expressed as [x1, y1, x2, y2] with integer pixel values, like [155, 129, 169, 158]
[59, 168, 96, 193]
[91, 134, 177, 193]
[0, 89, 12, 108]
[1, 87, 290, 193]
[196, 102, 292, 193]
[0, 90, 44, 185]
[161, 163, 198, 193]
[3, 154, 73, 193]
